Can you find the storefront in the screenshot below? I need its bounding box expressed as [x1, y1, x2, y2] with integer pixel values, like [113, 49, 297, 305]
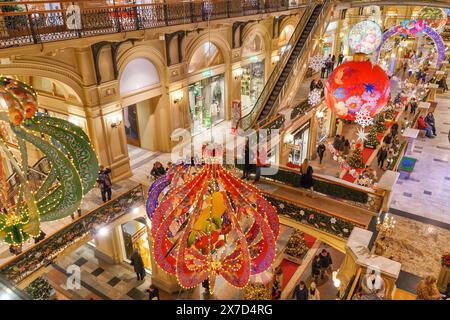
[120, 218, 151, 271]
[188, 73, 225, 136]
[316, 104, 333, 143]
[240, 57, 265, 117]
[286, 121, 310, 165]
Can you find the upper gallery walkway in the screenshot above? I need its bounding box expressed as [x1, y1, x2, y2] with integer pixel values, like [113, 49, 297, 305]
[0, 0, 308, 50]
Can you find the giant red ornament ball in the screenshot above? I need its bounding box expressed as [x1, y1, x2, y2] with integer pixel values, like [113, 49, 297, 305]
[324, 61, 390, 121]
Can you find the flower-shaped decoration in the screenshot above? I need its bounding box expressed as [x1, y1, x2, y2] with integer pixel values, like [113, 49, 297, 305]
[325, 61, 390, 121]
[348, 20, 382, 55]
[148, 146, 279, 293]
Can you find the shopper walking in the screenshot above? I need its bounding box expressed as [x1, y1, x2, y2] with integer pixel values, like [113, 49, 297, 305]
[146, 285, 160, 300]
[292, 281, 308, 300]
[308, 282, 320, 300]
[311, 255, 321, 283]
[130, 248, 146, 281]
[410, 98, 418, 114]
[242, 139, 251, 180]
[300, 159, 314, 193]
[97, 165, 112, 203]
[253, 146, 268, 184]
[337, 52, 344, 66]
[316, 143, 326, 164]
[377, 145, 388, 170]
[319, 249, 333, 280]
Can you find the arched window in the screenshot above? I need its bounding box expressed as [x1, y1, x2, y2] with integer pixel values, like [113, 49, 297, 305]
[242, 34, 265, 57]
[119, 58, 160, 96]
[279, 25, 295, 48]
[188, 42, 224, 73]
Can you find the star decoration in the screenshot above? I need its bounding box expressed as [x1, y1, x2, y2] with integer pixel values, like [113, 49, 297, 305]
[356, 127, 368, 142]
[363, 83, 376, 93]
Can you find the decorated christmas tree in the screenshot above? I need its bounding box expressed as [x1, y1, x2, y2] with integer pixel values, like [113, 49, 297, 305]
[384, 104, 395, 120]
[375, 113, 386, 133]
[364, 125, 379, 149]
[347, 147, 365, 169]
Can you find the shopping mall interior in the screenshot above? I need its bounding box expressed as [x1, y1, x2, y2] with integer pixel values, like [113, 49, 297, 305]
[0, 0, 449, 302]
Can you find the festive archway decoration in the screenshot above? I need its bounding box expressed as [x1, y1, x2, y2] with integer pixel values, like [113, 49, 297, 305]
[348, 20, 382, 55]
[376, 19, 446, 67]
[148, 145, 279, 293]
[0, 77, 99, 244]
[324, 61, 390, 121]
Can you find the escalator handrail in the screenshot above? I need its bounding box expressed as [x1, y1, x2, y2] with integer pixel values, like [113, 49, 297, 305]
[239, 0, 330, 130]
[6, 157, 50, 184]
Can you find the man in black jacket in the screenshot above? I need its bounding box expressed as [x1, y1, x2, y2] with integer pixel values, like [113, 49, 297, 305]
[292, 281, 308, 300]
[319, 249, 333, 280]
[97, 165, 112, 203]
[377, 146, 388, 169]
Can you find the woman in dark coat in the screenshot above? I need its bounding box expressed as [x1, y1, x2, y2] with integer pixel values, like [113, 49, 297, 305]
[130, 248, 146, 281]
[311, 255, 321, 282]
[292, 281, 308, 300]
[300, 159, 314, 190]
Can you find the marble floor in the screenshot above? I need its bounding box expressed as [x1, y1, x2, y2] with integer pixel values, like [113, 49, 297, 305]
[390, 78, 450, 224]
[374, 212, 450, 281]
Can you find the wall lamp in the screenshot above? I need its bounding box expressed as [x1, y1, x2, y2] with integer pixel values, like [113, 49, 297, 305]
[233, 68, 243, 79]
[272, 55, 280, 64]
[110, 114, 122, 128]
[173, 90, 184, 104]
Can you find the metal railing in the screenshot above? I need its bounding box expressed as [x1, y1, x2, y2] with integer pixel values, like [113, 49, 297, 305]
[239, 0, 330, 130]
[0, 0, 305, 48]
[0, 184, 145, 285]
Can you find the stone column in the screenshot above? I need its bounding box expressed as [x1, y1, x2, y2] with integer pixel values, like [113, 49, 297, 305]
[94, 225, 123, 264]
[376, 170, 400, 213]
[336, 227, 402, 300]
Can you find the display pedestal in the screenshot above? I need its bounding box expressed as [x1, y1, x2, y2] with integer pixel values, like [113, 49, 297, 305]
[336, 227, 401, 300]
[437, 265, 450, 293]
[377, 170, 400, 212]
[427, 83, 439, 102]
[151, 266, 182, 294]
[402, 128, 419, 155]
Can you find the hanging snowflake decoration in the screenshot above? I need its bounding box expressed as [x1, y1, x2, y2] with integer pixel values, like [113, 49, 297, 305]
[308, 89, 322, 106]
[355, 109, 374, 128]
[356, 127, 368, 142]
[309, 54, 326, 72]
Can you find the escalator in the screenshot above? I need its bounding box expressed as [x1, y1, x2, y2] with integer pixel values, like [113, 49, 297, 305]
[239, 1, 330, 130]
[5, 157, 51, 205]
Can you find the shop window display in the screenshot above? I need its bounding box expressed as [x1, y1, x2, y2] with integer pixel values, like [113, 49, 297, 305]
[288, 122, 310, 165]
[241, 60, 265, 116]
[188, 75, 225, 135]
[317, 107, 332, 143]
[121, 218, 151, 270]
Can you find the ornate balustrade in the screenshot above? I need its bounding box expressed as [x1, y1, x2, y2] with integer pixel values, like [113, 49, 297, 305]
[0, 0, 303, 48]
[234, 162, 384, 213]
[0, 184, 144, 285]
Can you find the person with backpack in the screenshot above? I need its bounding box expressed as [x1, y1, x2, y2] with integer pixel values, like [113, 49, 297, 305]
[97, 165, 112, 203]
